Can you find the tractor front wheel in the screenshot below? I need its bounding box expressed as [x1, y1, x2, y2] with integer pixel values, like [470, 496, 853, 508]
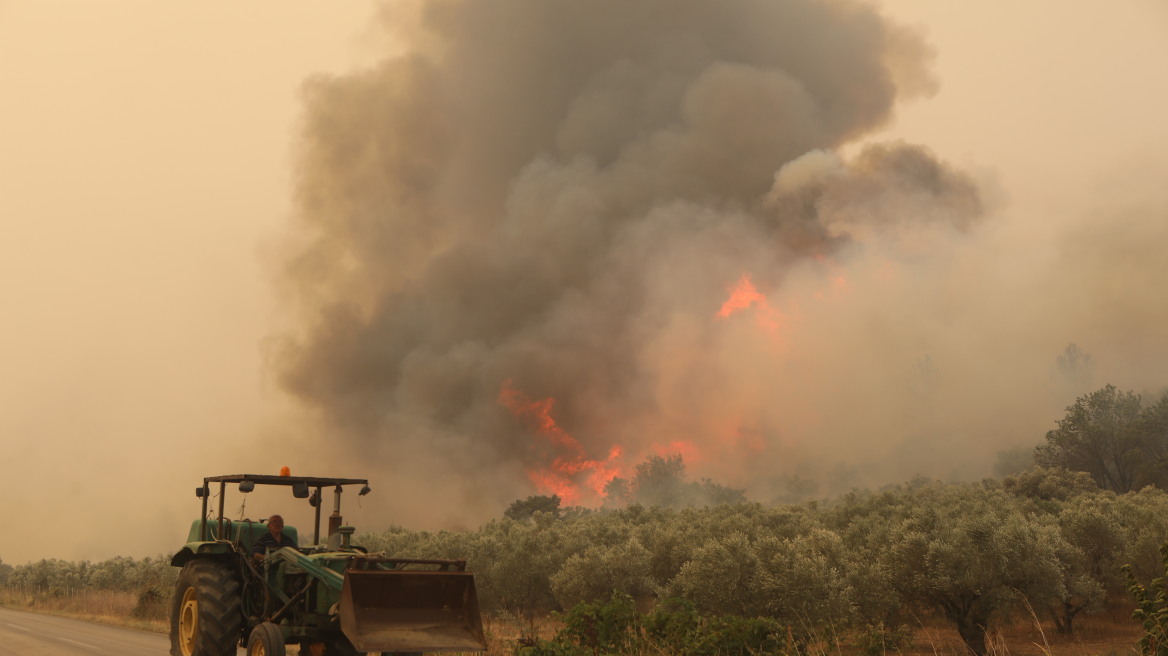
[247, 622, 286, 656]
[169, 559, 243, 656]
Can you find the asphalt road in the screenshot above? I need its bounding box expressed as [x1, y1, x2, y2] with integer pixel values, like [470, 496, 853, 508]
[0, 606, 244, 655]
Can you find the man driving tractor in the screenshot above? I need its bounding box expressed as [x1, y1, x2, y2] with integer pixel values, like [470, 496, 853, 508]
[250, 514, 297, 561]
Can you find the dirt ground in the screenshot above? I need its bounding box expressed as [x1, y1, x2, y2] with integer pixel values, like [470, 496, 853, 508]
[899, 606, 1143, 656]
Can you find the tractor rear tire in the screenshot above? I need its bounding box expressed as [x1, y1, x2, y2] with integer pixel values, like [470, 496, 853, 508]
[169, 559, 243, 656]
[247, 622, 286, 656]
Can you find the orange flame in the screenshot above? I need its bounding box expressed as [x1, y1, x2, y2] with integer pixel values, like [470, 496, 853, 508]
[499, 380, 623, 505]
[717, 274, 784, 338]
[717, 274, 766, 317]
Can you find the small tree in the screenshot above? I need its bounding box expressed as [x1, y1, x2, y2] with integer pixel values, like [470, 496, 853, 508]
[666, 533, 762, 617]
[506, 494, 563, 521]
[888, 485, 1066, 656]
[1115, 489, 1168, 584]
[752, 529, 855, 638]
[1045, 495, 1125, 634]
[473, 519, 563, 622]
[1035, 385, 1144, 493]
[549, 538, 655, 609]
[556, 592, 640, 656]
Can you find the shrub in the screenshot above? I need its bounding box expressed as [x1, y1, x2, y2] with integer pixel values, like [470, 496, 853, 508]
[1126, 542, 1168, 656]
[857, 623, 914, 656]
[132, 584, 170, 620]
[556, 592, 640, 656]
[516, 639, 591, 656]
[689, 615, 786, 656]
[644, 597, 701, 652]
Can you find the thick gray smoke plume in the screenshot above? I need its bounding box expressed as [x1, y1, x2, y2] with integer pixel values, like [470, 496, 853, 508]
[274, 0, 985, 516]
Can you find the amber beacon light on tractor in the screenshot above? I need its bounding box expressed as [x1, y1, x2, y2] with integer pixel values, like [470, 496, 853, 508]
[169, 472, 486, 656]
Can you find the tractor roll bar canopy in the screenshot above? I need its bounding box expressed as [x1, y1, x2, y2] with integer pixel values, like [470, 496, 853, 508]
[200, 474, 369, 487]
[195, 474, 372, 545]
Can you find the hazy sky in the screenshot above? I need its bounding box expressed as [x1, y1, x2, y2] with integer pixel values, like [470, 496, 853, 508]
[1, 1, 1166, 565]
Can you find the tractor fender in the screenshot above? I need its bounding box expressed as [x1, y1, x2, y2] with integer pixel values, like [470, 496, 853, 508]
[171, 541, 236, 567]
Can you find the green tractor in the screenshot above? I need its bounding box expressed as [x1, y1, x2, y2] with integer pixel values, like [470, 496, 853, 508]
[169, 474, 486, 656]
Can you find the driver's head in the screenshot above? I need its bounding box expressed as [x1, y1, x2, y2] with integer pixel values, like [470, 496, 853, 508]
[268, 514, 284, 538]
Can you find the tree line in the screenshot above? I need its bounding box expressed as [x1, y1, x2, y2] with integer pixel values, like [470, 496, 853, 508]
[0, 554, 173, 597]
[0, 553, 176, 620]
[361, 468, 1168, 656]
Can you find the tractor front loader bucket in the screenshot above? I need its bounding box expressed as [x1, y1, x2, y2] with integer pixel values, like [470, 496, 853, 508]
[339, 569, 487, 653]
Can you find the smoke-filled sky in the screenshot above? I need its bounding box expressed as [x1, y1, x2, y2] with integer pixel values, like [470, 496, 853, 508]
[2, 1, 1166, 565]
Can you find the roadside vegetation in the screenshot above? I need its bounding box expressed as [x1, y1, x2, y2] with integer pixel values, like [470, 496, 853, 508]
[3, 381, 1168, 655]
[0, 554, 171, 632]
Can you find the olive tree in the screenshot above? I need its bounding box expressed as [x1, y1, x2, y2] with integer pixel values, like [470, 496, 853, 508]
[751, 528, 855, 635]
[666, 533, 762, 617]
[887, 484, 1066, 656]
[825, 494, 908, 628]
[549, 538, 655, 609]
[1045, 494, 1126, 634]
[473, 517, 565, 620]
[504, 494, 562, 521]
[1115, 488, 1168, 584]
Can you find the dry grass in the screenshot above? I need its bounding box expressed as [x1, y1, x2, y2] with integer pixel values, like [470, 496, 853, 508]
[987, 605, 1142, 656]
[477, 612, 561, 655]
[871, 605, 1142, 656]
[0, 588, 167, 633]
[476, 606, 1144, 656]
